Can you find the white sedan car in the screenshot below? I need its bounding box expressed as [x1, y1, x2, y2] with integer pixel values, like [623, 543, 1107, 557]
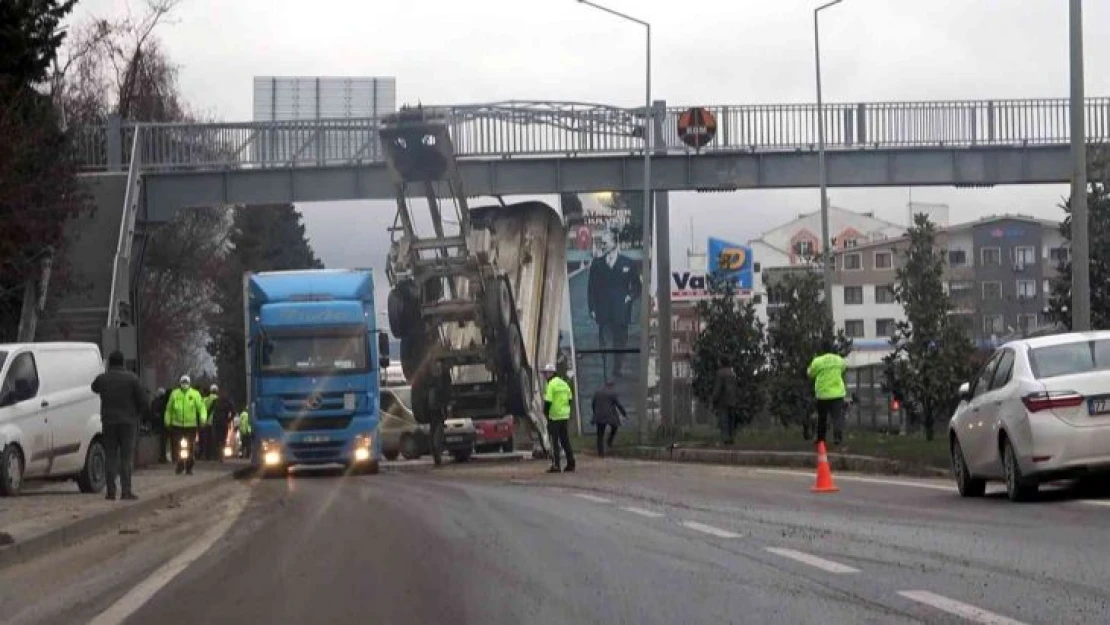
[949, 330, 1110, 501]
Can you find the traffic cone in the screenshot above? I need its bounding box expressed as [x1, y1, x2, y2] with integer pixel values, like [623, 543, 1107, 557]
[811, 441, 839, 493]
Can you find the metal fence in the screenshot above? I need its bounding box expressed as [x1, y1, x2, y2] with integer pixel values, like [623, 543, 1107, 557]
[74, 97, 1110, 172]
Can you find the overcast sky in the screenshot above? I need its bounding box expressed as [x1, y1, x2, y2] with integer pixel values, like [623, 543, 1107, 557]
[72, 0, 1110, 278]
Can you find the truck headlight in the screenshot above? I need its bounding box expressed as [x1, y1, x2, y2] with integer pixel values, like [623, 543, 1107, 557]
[353, 434, 372, 462]
[263, 451, 282, 466]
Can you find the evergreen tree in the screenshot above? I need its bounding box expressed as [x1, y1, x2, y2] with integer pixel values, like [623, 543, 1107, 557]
[692, 273, 767, 430]
[0, 0, 86, 341]
[208, 204, 323, 407]
[882, 214, 973, 440]
[765, 268, 852, 437]
[1047, 159, 1110, 330]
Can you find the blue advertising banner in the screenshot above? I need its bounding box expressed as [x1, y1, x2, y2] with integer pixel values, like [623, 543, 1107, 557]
[706, 238, 753, 289]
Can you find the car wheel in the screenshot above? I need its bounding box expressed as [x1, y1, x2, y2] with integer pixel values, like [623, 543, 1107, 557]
[77, 439, 107, 494]
[400, 434, 420, 460]
[0, 445, 24, 497]
[951, 438, 985, 498]
[383, 449, 399, 461]
[502, 437, 514, 453]
[452, 450, 472, 463]
[1003, 438, 1037, 502]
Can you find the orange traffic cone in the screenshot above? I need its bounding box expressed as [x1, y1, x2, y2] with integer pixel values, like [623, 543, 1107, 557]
[812, 441, 839, 493]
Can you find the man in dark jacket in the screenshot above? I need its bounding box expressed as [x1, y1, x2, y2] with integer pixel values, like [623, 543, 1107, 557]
[711, 364, 739, 445]
[91, 351, 148, 500]
[150, 387, 169, 463]
[591, 380, 626, 457]
[207, 390, 235, 461]
[587, 231, 642, 378]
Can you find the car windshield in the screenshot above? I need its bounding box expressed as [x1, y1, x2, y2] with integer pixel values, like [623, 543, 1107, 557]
[260, 329, 368, 375]
[1029, 339, 1110, 379]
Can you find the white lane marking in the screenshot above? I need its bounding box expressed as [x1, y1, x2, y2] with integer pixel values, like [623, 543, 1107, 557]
[764, 547, 860, 574]
[621, 506, 664, 518]
[88, 489, 250, 625]
[680, 520, 741, 539]
[755, 469, 953, 492]
[572, 493, 612, 504]
[898, 590, 1029, 625]
[1077, 499, 1110, 507]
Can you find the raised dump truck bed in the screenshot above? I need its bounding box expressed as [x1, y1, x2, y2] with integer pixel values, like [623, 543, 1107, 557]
[379, 106, 564, 462]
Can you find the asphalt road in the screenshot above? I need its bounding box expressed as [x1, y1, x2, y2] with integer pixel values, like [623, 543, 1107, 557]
[8, 457, 1110, 624]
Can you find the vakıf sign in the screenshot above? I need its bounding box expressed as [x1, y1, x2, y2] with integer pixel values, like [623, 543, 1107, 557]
[707, 238, 754, 290]
[672, 271, 710, 301]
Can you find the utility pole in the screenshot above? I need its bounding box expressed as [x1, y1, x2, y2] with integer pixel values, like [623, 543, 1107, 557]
[1069, 0, 1090, 331]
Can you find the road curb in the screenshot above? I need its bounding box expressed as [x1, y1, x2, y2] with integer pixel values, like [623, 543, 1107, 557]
[0, 468, 247, 569]
[609, 445, 951, 478]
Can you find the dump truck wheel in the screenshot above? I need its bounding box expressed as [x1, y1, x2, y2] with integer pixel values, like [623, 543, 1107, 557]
[388, 284, 418, 337]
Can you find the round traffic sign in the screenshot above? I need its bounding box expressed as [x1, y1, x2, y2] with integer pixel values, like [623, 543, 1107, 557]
[677, 107, 717, 149]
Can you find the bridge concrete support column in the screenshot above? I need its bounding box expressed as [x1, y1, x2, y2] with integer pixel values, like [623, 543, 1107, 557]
[651, 100, 673, 431]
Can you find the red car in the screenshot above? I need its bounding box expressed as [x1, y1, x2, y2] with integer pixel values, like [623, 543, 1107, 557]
[474, 416, 514, 453]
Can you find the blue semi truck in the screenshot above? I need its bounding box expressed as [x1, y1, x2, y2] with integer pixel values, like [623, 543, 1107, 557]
[244, 269, 389, 476]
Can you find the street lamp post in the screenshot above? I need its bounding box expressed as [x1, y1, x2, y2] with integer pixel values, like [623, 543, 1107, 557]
[577, 0, 654, 442]
[1069, 0, 1090, 331]
[815, 0, 843, 315]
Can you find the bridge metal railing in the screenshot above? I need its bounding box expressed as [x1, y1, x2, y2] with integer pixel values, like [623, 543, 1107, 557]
[75, 97, 1110, 172]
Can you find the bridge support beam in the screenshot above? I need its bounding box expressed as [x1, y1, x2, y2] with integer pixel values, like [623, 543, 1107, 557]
[139, 145, 1078, 223]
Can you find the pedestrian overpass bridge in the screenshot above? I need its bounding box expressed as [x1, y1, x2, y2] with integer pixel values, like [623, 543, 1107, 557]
[75, 97, 1110, 222]
[29, 96, 1108, 362]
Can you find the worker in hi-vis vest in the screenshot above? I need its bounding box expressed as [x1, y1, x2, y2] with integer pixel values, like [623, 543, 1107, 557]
[542, 363, 575, 473]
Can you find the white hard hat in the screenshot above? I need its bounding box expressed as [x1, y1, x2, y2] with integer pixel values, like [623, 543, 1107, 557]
[210, 384, 219, 393]
[541, 363, 557, 373]
[179, 375, 191, 385]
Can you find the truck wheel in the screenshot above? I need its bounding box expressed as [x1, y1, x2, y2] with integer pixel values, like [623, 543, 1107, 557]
[508, 364, 531, 417]
[388, 283, 419, 338]
[0, 445, 24, 497]
[383, 449, 399, 461]
[400, 332, 427, 381]
[411, 375, 432, 424]
[77, 439, 107, 494]
[400, 434, 420, 460]
[356, 460, 380, 475]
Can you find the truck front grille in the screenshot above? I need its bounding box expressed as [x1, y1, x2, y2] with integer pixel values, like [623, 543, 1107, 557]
[277, 417, 353, 431]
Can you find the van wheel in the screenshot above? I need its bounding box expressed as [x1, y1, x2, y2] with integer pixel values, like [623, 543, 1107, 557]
[77, 439, 107, 494]
[400, 434, 420, 460]
[0, 445, 24, 496]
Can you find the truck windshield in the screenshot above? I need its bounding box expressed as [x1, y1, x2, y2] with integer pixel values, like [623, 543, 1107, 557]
[260, 330, 368, 375]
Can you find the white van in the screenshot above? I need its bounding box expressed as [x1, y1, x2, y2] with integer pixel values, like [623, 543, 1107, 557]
[0, 342, 107, 496]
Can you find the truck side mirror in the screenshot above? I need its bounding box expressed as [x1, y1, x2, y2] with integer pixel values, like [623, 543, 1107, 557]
[378, 332, 390, 368]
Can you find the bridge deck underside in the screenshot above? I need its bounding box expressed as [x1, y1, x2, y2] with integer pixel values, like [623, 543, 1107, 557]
[141, 144, 1074, 221]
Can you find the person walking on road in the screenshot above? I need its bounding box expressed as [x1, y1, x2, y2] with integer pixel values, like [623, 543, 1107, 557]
[206, 388, 235, 461]
[237, 409, 252, 460]
[542, 363, 575, 473]
[164, 375, 207, 475]
[150, 387, 170, 463]
[91, 351, 148, 500]
[807, 342, 848, 446]
[711, 364, 740, 445]
[199, 384, 219, 460]
[591, 380, 626, 457]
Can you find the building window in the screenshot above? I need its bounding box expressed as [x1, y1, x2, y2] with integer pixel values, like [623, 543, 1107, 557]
[843, 253, 862, 271]
[983, 315, 1004, 336]
[1049, 246, 1070, 264]
[1016, 280, 1037, 300]
[981, 281, 1003, 301]
[949, 280, 973, 300]
[1013, 246, 1036, 270]
[845, 319, 865, 338]
[948, 249, 968, 266]
[874, 251, 893, 270]
[1043, 279, 1052, 295]
[843, 286, 863, 305]
[876, 318, 897, 337]
[794, 241, 814, 257]
[875, 284, 897, 304]
[980, 247, 1002, 266]
[1018, 314, 1038, 334]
